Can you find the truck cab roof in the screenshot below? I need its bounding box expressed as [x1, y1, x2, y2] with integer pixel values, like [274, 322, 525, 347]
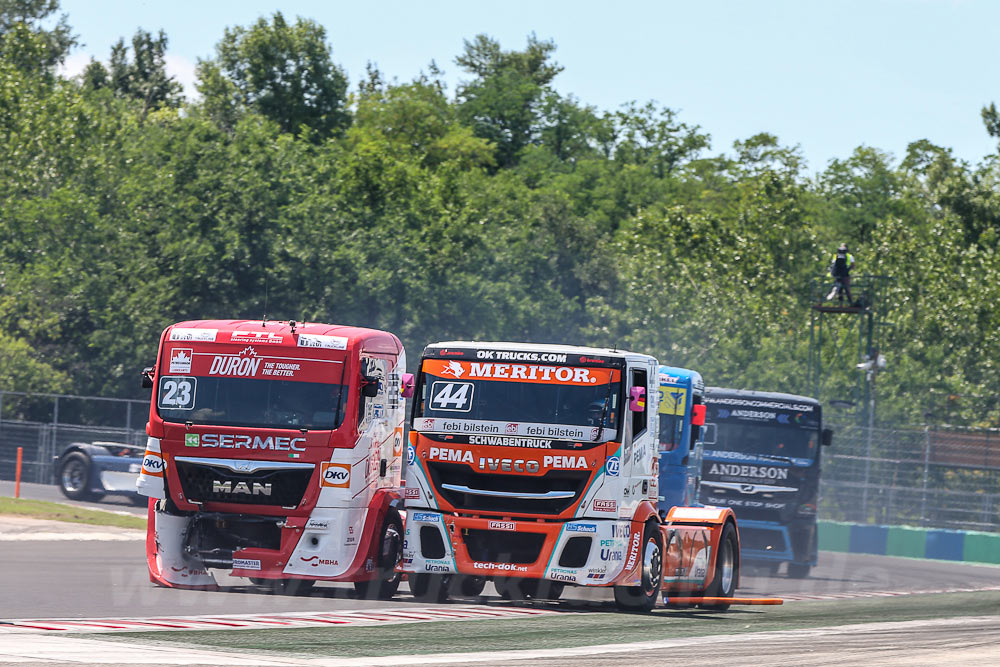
[165, 320, 402, 354]
[423, 341, 654, 364]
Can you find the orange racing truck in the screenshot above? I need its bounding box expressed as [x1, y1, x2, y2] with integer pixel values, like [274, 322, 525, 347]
[403, 342, 743, 611]
[136, 320, 415, 597]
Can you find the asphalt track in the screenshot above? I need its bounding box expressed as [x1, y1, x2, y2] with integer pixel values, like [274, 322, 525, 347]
[1, 491, 998, 666]
[0, 509, 997, 618]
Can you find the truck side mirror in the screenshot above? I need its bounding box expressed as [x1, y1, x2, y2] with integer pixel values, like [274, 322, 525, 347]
[821, 428, 833, 447]
[691, 404, 706, 426]
[141, 367, 154, 389]
[400, 373, 415, 399]
[361, 376, 380, 398]
[628, 386, 646, 411]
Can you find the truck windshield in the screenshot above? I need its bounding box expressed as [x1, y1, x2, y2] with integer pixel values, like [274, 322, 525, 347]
[707, 420, 819, 461]
[157, 376, 347, 430]
[415, 359, 621, 437]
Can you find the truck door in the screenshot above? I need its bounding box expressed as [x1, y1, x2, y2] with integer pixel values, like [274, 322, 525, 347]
[358, 356, 392, 487]
[624, 363, 653, 500]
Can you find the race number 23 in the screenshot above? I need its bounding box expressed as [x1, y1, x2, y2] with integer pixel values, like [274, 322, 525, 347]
[158, 376, 197, 410]
[430, 381, 474, 412]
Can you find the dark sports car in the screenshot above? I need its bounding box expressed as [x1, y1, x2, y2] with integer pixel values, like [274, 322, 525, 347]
[52, 441, 146, 504]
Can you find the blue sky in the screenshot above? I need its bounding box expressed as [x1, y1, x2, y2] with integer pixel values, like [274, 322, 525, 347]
[58, 0, 1000, 172]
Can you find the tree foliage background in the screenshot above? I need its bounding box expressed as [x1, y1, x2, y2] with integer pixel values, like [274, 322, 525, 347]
[2, 4, 999, 427]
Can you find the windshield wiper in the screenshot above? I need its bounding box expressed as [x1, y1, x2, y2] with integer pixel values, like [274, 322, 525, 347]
[757, 454, 793, 463]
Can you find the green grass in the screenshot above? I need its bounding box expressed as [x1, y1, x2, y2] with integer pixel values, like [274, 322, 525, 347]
[100, 590, 1000, 659]
[0, 497, 146, 530]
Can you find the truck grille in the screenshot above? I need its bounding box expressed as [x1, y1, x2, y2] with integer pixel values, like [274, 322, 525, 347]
[175, 459, 314, 508]
[461, 529, 546, 564]
[739, 526, 788, 554]
[426, 461, 590, 515]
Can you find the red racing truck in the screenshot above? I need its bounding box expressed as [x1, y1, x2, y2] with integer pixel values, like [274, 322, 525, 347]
[403, 342, 743, 611]
[136, 320, 414, 597]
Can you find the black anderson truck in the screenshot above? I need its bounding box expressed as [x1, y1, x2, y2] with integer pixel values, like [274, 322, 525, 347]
[699, 388, 832, 578]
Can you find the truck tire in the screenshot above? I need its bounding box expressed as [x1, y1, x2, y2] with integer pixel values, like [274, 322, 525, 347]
[497, 578, 564, 601]
[354, 509, 404, 599]
[252, 578, 316, 595]
[787, 562, 812, 578]
[410, 573, 450, 602]
[702, 521, 738, 610]
[613, 521, 663, 612]
[59, 452, 95, 501]
[453, 575, 487, 598]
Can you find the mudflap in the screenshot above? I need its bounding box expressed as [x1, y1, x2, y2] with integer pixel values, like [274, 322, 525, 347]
[146, 502, 218, 590]
[661, 506, 739, 596]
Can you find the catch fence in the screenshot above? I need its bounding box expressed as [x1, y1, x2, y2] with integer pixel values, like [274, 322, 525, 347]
[0, 391, 147, 484]
[820, 423, 1000, 532]
[2, 389, 997, 532]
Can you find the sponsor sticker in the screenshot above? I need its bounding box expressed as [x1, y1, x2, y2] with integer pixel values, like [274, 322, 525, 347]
[321, 462, 351, 488]
[233, 558, 261, 570]
[593, 499, 617, 512]
[566, 523, 597, 533]
[606, 455, 620, 476]
[488, 520, 516, 531]
[230, 331, 284, 345]
[191, 433, 306, 452]
[404, 487, 420, 499]
[423, 359, 619, 386]
[208, 351, 261, 378]
[168, 348, 192, 374]
[412, 512, 439, 522]
[659, 387, 687, 416]
[624, 531, 643, 571]
[473, 562, 527, 572]
[305, 519, 330, 530]
[300, 555, 338, 567]
[407, 444, 416, 465]
[140, 453, 164, 477]
[169, 327, 217, 342]
[297, 334, 348, 350]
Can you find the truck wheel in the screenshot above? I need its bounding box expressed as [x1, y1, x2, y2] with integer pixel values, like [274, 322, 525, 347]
[787, 562, 812, 578]
[59, 453, 94, 501]
[535, 581, 564, 601]
[353, 509, 404, 599]
[702, 521, 738, 610]
[454, 575, 487, 598]
[613, 521, 663, 612]
[493, 577, 527, 600]
[410, 573, 450, 602]
[253, 578, 316, 595]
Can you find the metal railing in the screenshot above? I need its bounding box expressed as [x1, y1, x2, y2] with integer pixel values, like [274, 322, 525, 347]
[0, 391, 147, 485]
[820, 424, 1000, 532]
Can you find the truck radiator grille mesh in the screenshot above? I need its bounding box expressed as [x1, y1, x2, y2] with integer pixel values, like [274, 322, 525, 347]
[175, 460, 312, 508]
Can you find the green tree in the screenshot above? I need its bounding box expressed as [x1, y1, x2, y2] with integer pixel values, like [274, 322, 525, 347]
[455, 33, 562, 167]
[196, 12, 349, 137]
[82, 28, 183, 117]
[0, 0, 74, 72]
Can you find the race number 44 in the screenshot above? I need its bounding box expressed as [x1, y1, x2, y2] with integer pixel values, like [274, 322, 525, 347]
[430, 381, 474, 412]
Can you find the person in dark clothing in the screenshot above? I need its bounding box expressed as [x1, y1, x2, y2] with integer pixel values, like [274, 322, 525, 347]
[826, 243, 855, 303]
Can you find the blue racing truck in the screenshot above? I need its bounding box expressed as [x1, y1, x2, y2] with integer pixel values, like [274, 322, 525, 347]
[698, 388, 832, 577]
[655, 366, 707, 516]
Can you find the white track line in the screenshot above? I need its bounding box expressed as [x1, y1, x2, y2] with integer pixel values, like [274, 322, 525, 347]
[0, 606, 561, 634]
[0, 615, 997, 665]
